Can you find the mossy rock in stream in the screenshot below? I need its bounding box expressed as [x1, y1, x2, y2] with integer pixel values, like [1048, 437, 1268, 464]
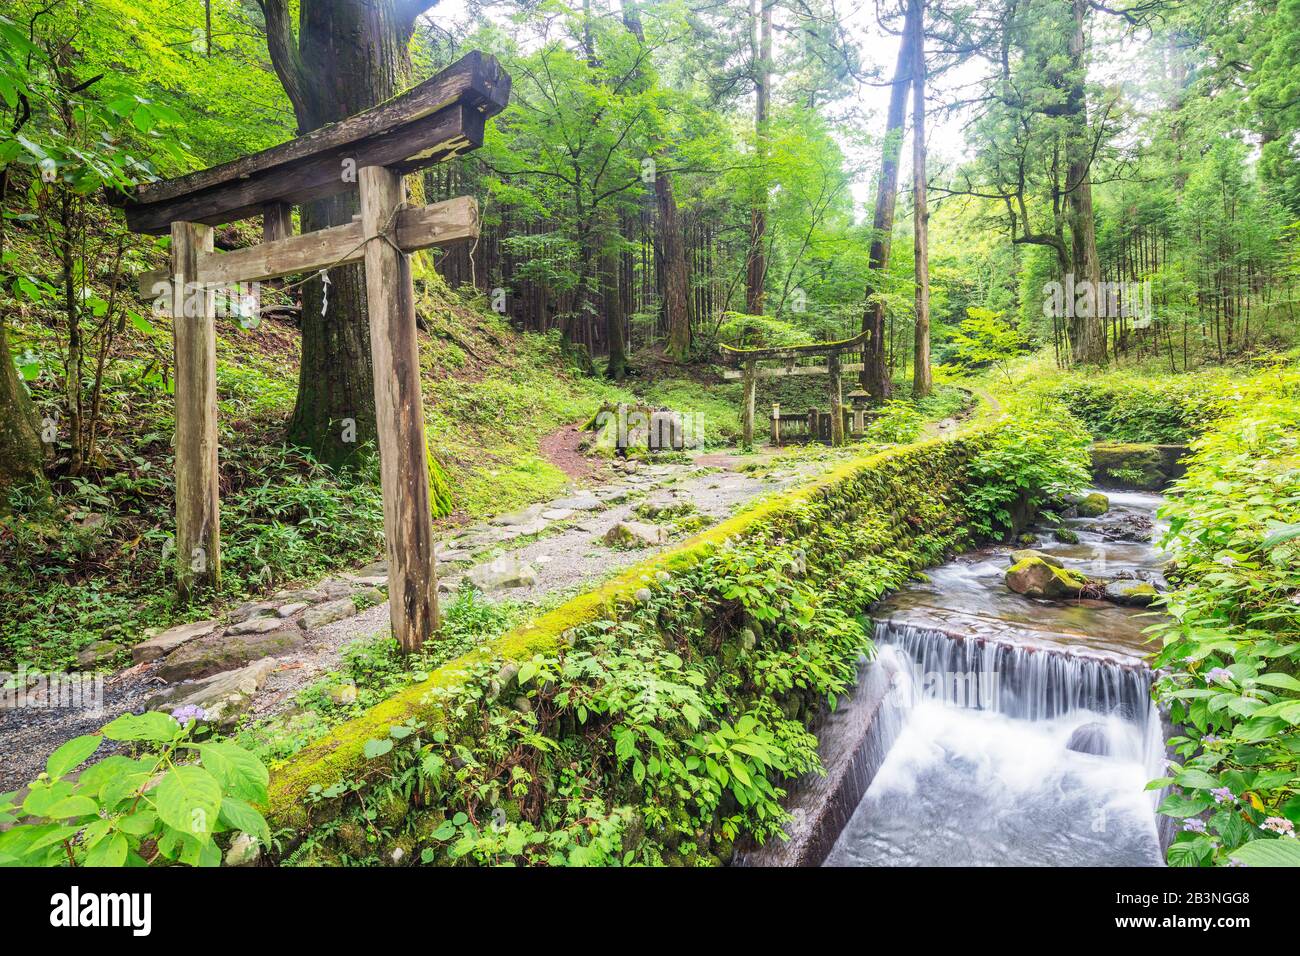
[1076, 492, 1110, 517]
[1006, 557, 1089, 599]
[1102, 579, 1159, 607]
[1008, 548, 1063, 568]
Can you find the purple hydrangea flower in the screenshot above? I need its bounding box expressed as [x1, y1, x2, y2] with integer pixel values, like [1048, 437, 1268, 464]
[1210, 787, 1236, 805]
[1182, 818, 1207, 833]
[1201, 734, 1221, 746]
[171, 704, 206, 727]
[1205, 667, 1233, 686]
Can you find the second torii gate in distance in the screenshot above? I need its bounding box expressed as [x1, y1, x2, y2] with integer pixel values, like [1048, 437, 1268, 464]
[718, 330, 870, 448]
[113, 52, 511, 653]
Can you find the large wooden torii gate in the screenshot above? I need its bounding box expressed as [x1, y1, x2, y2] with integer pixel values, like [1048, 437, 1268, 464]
[718, 330, 870, 448]
[111, 52, 511, 653]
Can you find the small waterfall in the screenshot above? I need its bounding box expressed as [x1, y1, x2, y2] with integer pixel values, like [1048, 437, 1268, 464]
[875, 620, 1154, 729]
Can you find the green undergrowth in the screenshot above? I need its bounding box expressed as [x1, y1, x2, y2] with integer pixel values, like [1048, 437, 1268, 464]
[1043, 365, 1230, 444]
[236, 585, 533, 764]
[262, 396, 1092, 867]
[1146, 362, 1300, 866]
[0, 328, 389, 669]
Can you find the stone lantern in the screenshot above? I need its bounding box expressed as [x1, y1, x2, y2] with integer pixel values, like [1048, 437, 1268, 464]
[847, 388, 871, 436]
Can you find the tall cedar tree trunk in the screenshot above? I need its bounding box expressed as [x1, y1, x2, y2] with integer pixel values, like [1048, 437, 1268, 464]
[0, 164, 49, 504]
[910, 0, 932, 398]
[745, 0, 772, 315]
[602, 238, 627, 380]
[621, 1, 692, 359]
[259, 0, 433, 465]
[657, 158, 692, 358]
[1065, 0, 1107, 365]
[861, 4, 917, 399]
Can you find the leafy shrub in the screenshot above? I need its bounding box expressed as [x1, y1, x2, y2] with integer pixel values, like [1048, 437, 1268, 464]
[1049, 372, 1222, 443]
[0, 712, 270, 867]
[960, 397, 1092, 538]
[1148, 365, 1300, 866]
[715, 312, 815, 350]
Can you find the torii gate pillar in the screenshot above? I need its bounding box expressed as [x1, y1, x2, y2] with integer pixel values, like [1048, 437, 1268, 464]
[358, 166, 439, 646]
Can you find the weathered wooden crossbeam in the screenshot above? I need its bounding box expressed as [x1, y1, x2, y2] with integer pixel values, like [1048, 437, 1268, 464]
[111, 51, 509, 234]
[719, 361, 866, 381]
[138, 196, 477, 299]
[716, 329, 870, 366]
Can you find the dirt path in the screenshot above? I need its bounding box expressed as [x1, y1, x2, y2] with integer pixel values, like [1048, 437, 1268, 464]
[539, 422, 604, 482]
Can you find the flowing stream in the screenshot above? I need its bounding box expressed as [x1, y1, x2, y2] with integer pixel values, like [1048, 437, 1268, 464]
[823, 490, 1171, 867]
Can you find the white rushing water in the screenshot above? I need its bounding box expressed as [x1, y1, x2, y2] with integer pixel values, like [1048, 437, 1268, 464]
[824, 643, 1167, 867]
[823, 489, 1171, 867]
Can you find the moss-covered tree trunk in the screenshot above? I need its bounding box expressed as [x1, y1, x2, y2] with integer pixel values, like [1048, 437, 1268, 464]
[260, 0, 434, 465]
[0, 164, 48, 506]
[0, 315, 47, 506]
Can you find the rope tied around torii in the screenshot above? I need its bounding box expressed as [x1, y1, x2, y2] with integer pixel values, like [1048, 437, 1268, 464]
[265, 201, 410, 317]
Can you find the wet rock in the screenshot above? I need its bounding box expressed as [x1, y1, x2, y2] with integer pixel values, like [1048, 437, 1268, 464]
[467, 556, 538, 591]
[302, 598, 358, 629]
[1066, 722, 1111, 756]
[132, 619, 220, 664]
[1087, 511, 1154, 543]
[1103, 579, 1159, 607]
[227, 616, 285, 636]
[157, 629, 305, 682]
[1006, 557, 1089, 599]
[76, 640, 120, 669]
[1076, 492, 1110, 518]
[603, 521, 669, 549]
[1008, 549, 1063, 568]
[146, 658, 278, 727]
